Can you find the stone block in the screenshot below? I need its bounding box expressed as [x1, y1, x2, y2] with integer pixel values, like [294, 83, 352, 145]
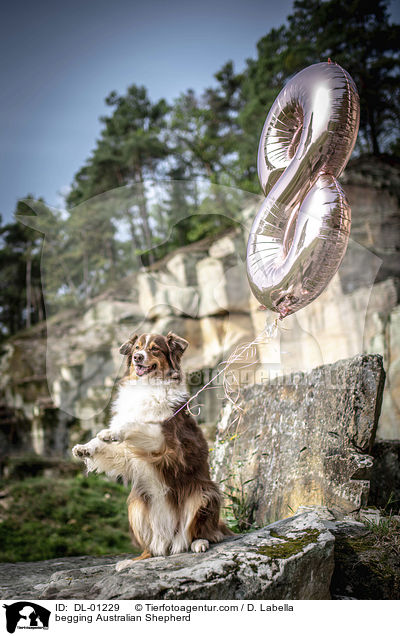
[212, 355, 385, 524]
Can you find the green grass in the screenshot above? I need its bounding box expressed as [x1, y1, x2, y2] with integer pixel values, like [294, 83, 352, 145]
[0, 473, 135, 563]
[363, 514, 400, 546]
[221, 478, 257, 534]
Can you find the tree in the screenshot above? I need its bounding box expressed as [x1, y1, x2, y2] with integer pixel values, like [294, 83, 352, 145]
[0, 199, 49, 337]
[170, 62, 243, 183]
[237, 0, 400, 191]
[237, 26, 289, 191]
[67, 85, 170, 264]
[285, 0, 400, 155]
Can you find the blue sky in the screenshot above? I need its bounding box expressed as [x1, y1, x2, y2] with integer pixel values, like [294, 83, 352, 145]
[1, 0, 399, 222]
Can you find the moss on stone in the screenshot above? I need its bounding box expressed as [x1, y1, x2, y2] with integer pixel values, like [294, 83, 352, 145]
[257, 529, 320, 559]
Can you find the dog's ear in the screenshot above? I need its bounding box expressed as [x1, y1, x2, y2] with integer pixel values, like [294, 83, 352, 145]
[119, 333, 138, 356]
[166, 332, 189, 370]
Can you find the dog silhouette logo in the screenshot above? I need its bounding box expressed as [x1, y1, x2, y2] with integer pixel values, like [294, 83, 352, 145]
[3, 602, 50, 633]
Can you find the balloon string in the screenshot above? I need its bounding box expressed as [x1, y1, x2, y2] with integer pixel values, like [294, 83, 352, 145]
[166, 318, 279, 423]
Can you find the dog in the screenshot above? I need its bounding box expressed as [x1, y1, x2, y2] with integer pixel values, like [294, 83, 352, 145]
[72, 331, 232, 571]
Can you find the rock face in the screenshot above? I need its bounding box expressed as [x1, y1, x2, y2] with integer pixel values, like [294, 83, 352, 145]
[369, 439, 400, 511]
[0, 156, 399, 465]
[340, 155, 400, 286]
[212, 355, 385, 525]
[0, 511, 335, 600]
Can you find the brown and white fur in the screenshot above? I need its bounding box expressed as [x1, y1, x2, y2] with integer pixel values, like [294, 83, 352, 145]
[72, 331, 232, 571]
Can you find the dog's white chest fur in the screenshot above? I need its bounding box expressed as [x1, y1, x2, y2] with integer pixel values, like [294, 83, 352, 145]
[110, 380, 188, 432]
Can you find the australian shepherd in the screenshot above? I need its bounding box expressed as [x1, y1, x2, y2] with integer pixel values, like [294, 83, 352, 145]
[72, 331, 232, 571]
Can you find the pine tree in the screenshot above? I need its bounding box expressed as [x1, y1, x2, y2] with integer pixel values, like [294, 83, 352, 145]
[237, 0, 400, 190]
[0, 199, 50, 337]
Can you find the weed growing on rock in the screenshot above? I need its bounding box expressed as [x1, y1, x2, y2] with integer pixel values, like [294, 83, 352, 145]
[363, 515, 400, 547]
[220, 464, 257, 533]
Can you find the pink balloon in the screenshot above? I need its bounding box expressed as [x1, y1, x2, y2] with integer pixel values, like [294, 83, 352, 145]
[247, 62, 360, 319]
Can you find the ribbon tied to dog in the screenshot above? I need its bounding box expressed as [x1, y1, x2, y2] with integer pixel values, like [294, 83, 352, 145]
[246, 61, 360, 318]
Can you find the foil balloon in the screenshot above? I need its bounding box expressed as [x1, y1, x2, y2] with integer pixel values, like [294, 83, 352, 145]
[246, 61, 360, 318]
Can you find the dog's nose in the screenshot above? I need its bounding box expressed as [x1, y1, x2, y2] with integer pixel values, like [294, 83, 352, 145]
[134, 353, 144, 363]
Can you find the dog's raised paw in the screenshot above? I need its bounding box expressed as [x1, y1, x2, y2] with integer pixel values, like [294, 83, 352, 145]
[191, 539, 209, 553]
[115, 559, 136, 572]
[72, 444, 92, 458]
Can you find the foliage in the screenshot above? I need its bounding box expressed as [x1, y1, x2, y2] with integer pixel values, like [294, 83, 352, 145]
[0, 199, 49, 338]
[67, 85, 170, 206]
[363, 514, 400, 538]
[237, 26, 289, 191]
[220, 467, 257, 533]
[237, 0, 400, 189]
[0, 473, 134, 563]
[285, 0, 400, 156]
[170, 62, 243, 182]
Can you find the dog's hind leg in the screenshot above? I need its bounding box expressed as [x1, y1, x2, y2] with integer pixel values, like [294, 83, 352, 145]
[170, 492, 203, 555]
[115, 550, 152, 572]
[188, 484, 233, 553]
[115, 499, 153, 572]
[115, 496, 157, 572]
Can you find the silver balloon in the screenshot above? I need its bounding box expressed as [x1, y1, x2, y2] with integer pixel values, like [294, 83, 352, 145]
[247, 61, 360, 318]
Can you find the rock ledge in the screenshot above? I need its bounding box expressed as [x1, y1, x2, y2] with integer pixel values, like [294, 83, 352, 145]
[1, 511, 335, 600]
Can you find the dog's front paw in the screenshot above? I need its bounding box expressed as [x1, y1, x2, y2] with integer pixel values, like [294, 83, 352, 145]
[97, 429, 121, 443]
[115, 559, 136, 572]
[72, 444, 92, 459]
[191, 539, 209, 553]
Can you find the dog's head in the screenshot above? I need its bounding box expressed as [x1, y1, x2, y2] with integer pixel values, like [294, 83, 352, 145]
[119, 332, 189, 382]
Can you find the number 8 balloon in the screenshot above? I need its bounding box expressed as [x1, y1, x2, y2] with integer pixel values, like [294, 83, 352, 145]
[246, 61, 360, 319]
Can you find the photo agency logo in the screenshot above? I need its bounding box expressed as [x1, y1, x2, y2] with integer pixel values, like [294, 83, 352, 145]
[3, 603, 51, 633]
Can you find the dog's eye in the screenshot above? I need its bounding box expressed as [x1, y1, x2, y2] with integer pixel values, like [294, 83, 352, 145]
[151, 346, 158, 352]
